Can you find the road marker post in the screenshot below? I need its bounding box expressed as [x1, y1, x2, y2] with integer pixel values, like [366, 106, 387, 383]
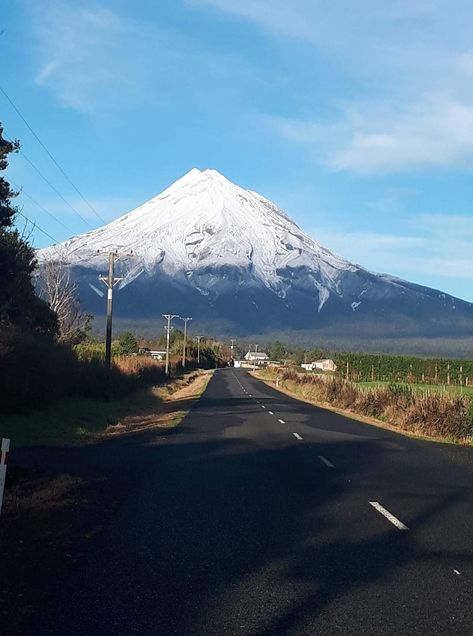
[0, 438, 10, 516]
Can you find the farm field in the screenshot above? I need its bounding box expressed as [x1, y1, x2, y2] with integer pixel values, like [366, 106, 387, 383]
[355, 381, 473, 397]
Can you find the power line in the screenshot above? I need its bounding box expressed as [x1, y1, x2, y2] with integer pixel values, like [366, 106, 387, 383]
[3, 129, 93, 228]
[9, 178, 77, 236]
[0, 83, 107, 224]
[16, 210, 60, 245]
[15, 147, 93, 228]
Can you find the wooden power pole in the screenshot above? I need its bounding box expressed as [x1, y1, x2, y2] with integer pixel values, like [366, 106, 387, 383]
[195, 335, 202, 365]
[163, 314, 179, 376]
[180, 317, 192, 368]
[98, 251, 133, 368]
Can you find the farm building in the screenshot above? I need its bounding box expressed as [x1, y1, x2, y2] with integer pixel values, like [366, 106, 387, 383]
[244, 351, 269, 365]
[149, 349, 167, 360]
[301, 359, 337, 372]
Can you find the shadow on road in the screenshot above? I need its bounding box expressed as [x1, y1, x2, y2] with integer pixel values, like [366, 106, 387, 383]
[5, 370, 473, 634]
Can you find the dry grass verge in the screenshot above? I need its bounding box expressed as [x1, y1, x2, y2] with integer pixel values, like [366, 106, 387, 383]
[0, 370, 213, 447]
[0, 369, 213, 633]
[103, 370, 212, 437]
[255, 368, 473, 444]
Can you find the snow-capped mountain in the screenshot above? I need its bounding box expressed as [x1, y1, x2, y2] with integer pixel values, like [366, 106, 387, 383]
[39, 168, 473, 339]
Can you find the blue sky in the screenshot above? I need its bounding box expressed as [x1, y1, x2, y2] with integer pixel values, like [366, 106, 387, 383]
[2, 0, 473, 300]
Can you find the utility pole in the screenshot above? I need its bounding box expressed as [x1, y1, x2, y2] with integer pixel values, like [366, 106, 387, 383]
[98, 251, 133, 368]
[230, 339, 235, 360]
[180, 317, 192, 368]
[195, 335, 202, 365]
[163, 314, 179, 376]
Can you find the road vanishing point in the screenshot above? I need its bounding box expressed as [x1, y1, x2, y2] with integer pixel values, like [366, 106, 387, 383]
[39, 368, 473, 635]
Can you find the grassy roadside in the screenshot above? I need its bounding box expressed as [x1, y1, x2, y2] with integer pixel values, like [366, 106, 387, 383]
[253, 369, 473, 445]
[0, 370, 213, 448]
[356, 380, 473, 398]
[0, 370, 214, 634]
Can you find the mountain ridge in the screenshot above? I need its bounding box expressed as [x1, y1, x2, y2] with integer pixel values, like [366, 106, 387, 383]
[38, 168, 473, 343]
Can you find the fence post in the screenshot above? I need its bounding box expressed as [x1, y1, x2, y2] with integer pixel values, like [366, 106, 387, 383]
[0, 438, 10, 516]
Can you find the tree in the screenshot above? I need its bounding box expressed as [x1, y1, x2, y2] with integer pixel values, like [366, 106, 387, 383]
[0, 126, 19, 228]
[38, 257, 91, 344]
[0, 124, 57, 335]
[269, 340, 286, 361]
[291, 348, 305, 366]
[117, 331, 138, 355]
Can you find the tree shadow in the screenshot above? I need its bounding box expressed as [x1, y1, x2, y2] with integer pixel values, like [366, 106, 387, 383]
[9, 370, 473, 635]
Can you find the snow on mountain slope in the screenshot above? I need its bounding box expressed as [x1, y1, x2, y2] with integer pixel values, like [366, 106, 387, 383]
[38, 168, 473, 337]
[40, 168, 356, 309]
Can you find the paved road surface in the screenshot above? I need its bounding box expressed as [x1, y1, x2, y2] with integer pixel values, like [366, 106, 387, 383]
[39, 368, 473, 634]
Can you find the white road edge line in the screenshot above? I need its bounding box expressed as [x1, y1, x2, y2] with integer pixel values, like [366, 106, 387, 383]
[293, 433, 303, 440]
[369, 502, 409, 531]
[318, 455, 334, 468]
[278, 419, 285, 424]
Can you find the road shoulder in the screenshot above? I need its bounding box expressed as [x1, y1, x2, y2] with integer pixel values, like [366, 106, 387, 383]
[0, 369, 213, 635]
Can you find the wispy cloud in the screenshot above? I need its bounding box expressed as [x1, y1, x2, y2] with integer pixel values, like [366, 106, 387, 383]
[196, 0, 473, 174]
[26, 0, 255, 113]
[266, 96, 473, 174]
[310, 213, 473, 300]
[29, 2, 154, 112]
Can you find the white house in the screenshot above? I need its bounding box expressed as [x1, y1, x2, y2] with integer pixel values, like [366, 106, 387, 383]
[244, 351, 269, 364]
[314, 359, 337, 372]
[149, 349, 167, 360]
[301, 359, 337, 372]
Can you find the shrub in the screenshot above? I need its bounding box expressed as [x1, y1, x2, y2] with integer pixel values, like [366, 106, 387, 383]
[401, 394, 470, 439]
[259, 367, 473, 442]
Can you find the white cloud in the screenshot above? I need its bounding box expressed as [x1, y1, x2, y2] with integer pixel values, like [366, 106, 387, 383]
[196, 0, 473, 174]
[29, 2, 152, 112]
[26, 0, 255, 113]
[310, 213, 473, 300]
[264, 95, 473, 174]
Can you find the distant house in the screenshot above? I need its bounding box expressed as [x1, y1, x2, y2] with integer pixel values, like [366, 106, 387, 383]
[149, 349, 167, 360]
[315, 359, 337, 372]
[301, 359, 337, 372]
[244, 351, 269, 365]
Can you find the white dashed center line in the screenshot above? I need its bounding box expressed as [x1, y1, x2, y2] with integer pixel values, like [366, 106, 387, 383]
[278, 419, 285, 424]
[268, 411, 274, 415]
[318, 455, 334, 468]
[369, 502, 409, 531]
[293, 433, 303, 440]
[261, 405, 266, 409]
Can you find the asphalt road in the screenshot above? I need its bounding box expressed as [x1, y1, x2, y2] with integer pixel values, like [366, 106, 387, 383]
[38, 368, 473, 635]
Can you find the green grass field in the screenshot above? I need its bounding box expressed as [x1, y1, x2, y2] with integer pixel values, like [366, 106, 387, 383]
[0, 389, 163, 448]
[0, 370, 211, 448]
[356, 381, 473, 397]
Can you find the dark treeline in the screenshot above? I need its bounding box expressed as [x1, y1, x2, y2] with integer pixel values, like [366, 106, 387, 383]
[0, 124, 223, 414]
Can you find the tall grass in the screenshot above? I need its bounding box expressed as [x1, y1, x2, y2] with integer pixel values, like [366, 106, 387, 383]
[0, 326, 209, 413]
[262, 368, 473, 442]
